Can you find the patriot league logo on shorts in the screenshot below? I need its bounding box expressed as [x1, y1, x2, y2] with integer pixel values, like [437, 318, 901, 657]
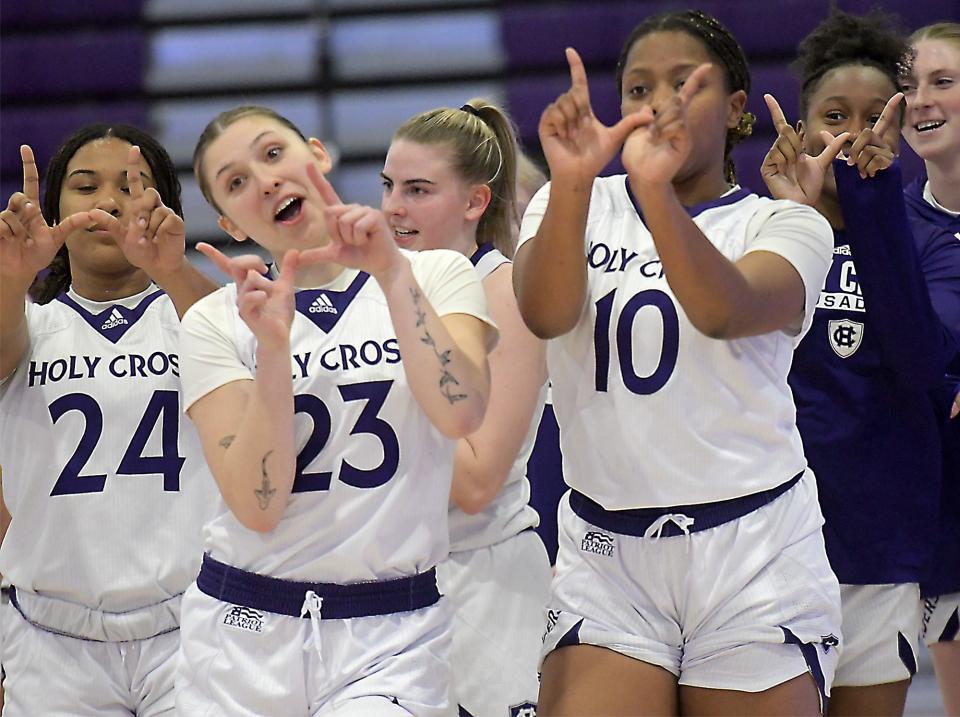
[580, 531, 615, 557]
[222, 605, 265, 633]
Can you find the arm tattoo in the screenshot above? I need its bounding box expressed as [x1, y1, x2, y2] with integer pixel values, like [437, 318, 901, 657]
[218, 435, 236, 449]
[409, 287, 467, 404]
[253, 450, 277, 510]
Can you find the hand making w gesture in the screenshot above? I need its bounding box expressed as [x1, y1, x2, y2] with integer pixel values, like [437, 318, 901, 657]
[844, 91, 903, 179]
[301, 165, 407, 282]
[760, 94, 850, 205]
[620, 63, 715, 186]
[0, 145, 93, 284]
[538, 48, 648, 185]
[197, 242, 302, 351]
[90, 145, 187, 276]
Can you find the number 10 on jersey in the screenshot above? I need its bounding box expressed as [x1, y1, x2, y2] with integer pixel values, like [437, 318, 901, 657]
[594, 288, 680, 395]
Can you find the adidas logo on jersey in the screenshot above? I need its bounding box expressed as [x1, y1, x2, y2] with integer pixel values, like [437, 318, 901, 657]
[222, 605, 265, 633]
[581, 530, 615, 557]
[308, 294, 337, 314]
[101, 308, 128, 330]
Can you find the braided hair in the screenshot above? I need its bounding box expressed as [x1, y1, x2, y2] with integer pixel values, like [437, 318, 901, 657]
[794, 8, 910, 117]
[30, 124, 182, 304]
[615, 9, 755, 184]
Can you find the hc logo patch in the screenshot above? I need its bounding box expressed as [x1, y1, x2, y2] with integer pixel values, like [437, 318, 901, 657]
[510, 703, 537, 717]
[828, 319, 863, 359]
[222, 605, 265, 633]
[820, 633, 840, 653]
[581, 530, 615, 557]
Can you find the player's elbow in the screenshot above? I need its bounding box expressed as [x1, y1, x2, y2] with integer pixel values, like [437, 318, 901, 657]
[438, 405, 487, 439]
[518, 307, 579, 340]
[455, 470, 507, 515]
[236, 510, 282, 534]
[456, 486, 495, 515]
[689, 311, 737, 340]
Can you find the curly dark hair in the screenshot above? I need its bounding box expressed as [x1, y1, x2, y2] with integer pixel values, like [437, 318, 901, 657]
[794, 7, 911, 116]
[30, 123, 182, 304]
[615, 9, 755, 184]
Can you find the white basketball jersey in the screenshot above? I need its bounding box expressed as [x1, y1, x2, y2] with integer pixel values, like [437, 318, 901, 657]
[518, 176, 833, 510]
[180, 250, 489, 584]
[448, 245, 542, 552]
[0, 287, 216, 612]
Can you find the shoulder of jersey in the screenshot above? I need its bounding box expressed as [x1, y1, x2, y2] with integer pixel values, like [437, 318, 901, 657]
[182, 284, 235, 323]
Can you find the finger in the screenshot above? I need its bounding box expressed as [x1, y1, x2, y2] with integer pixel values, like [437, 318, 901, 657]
[154, 211, 186, 245]
[337, 205, 370, 246]
[136, 187, 162, 232]
[564, 49, 593, 119]
[773, 133, 799, 165]
[0, 215, 15, 241]
[242, 269, 276, 293]
[566, 47, 589, 92]
[540, 102, 572, 141]
[610, 107, 654, 146]
[127, 145, 145, 200]
[0, 210, 28, 241]
[237, 289, 268, 319]
[8, 192, 36, 215]
[677, 63, 712, 106]
[88, 208, 123, 238]
[551, 94, 584, 140]
[50, 210, 94, 246]
[323, 206, 347, 247]
[146, 206, 170, 241]
[276, 249, 300, 288]
[952, 392, 960, 419]
[861, 147, 894, 178]
[845, 129, 871, 166]
[228, 254, 270, 275]
[761, 144, 787, 174]
[21, 146, 41, 203]
[195, 241, 235, 276]
[306, 164, 341, 208]
[763, 94, 791, 133]
[353, 210, 385, 247]
[298, 246, 336, 265]
[816, 131, 851, 169]
[872, 91, 904, 138]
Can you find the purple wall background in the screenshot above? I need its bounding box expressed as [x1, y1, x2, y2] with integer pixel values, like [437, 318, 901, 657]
[1, 1, 957, 209]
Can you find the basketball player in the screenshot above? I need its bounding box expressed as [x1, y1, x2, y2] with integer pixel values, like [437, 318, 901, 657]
[0, 124, 220, 715]
[381, 99, 551, 716]
[177, 105, 495, 716]
[513, 10, 842, 715]
[763, 10, 960, 714]
[900, 21, 960, 715]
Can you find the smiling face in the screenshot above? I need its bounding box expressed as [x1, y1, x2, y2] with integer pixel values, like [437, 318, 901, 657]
[618, 30, 746, 186]
[902, 38, 960, 164]
[201, 114, 332, 256]
[380, 138, 489, 255]
[802, 64, 901, 162]
[59, 137, 155, 278]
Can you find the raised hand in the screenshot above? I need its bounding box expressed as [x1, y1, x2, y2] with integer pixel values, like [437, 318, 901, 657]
[0, 145, 93, 283]
[194, 242, 270, 285]
[300, 165, 405, 281]
[760, 94, 850, 205]
[845, 92, 903, 179]
[90, 145, 187, 276]
[197, 242, 298, 349]
[539, 48, 649, 185]
[621, 64, 713, 187]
